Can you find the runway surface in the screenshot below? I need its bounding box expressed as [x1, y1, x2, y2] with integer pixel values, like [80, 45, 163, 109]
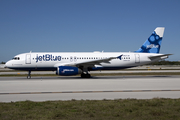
[0, 75, 180, 102]
[1, 70, 180, 75]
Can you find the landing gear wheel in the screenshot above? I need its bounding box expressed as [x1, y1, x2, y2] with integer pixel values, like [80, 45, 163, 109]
[27, 76, 31, 79]
[81, 74, 91, 78]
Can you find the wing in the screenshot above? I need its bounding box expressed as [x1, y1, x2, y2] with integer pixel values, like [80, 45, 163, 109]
[75, 57, 116, 68]
[54, 55, 123, 68]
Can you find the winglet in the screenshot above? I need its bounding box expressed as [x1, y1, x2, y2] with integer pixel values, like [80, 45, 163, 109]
[117, 55, 123, 60]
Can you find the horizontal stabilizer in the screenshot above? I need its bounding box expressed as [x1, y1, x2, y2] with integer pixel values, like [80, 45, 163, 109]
[148, 54, 173, 60]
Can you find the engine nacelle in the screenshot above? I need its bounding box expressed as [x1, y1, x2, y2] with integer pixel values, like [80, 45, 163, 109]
[56, 66, 82, 76]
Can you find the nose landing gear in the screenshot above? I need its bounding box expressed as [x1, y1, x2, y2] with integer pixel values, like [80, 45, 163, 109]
[27, 71, 31, 79]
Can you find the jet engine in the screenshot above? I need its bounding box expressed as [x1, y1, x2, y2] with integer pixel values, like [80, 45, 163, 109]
[56, 66, 82, 76]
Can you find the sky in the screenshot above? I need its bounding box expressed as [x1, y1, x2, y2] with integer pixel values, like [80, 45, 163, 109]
[0, 0, 180, 62]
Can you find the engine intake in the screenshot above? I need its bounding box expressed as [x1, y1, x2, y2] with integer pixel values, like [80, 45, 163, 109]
[56, 66, 82, 76]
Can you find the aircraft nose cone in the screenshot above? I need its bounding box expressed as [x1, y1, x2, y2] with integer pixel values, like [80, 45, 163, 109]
[5, 61, 12, 68]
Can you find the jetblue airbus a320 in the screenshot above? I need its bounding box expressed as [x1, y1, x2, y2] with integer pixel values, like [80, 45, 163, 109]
[5, 27, 172, 78]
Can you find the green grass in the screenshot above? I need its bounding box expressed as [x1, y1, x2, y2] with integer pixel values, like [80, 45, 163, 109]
[0, 98, 180, 120]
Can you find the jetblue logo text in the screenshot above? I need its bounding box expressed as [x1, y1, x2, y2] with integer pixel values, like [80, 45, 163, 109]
[146, 44, 159, 49]
[36, 54, 61, 62]
[62, 69, 74, 73]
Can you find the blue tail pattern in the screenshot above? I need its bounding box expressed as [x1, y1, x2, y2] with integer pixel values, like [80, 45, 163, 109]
[135, 27, 164, 53]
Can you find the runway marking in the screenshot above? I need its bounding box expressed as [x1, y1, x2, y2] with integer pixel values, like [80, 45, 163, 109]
[1, 90, 180, 95]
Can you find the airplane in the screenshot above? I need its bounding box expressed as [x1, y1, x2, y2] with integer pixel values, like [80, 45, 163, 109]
[5, 27, 172, 78]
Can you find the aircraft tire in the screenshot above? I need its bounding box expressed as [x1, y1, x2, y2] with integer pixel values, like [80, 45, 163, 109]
[27, 76, 31, 79]
[81, 74, 91, 78]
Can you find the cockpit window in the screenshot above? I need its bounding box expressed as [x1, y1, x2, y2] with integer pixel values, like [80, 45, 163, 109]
[12, 57, 20, 60]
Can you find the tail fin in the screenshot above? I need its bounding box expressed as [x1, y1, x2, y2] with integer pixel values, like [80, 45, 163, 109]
[135, 27, 165, 53]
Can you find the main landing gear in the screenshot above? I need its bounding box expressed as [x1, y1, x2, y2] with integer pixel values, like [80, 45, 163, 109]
[27, 71, 31, 79]
[81, 73, 91, 78]
[81, 68, 91, 78]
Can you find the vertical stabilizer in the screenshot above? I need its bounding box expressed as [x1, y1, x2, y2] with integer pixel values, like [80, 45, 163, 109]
[135, 27, 165, 53]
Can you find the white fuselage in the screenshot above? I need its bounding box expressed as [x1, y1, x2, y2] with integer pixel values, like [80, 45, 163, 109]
[5, 52, 164, 71]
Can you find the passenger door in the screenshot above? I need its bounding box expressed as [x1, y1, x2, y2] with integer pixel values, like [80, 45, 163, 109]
[134, 54, 140, 63]
[26, 54, 31, 64]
